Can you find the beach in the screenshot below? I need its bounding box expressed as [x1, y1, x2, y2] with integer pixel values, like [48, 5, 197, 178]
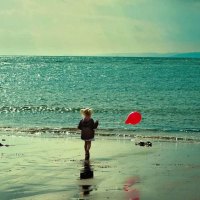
[0, 0, 200, 197]
[0, 133, 199, 200]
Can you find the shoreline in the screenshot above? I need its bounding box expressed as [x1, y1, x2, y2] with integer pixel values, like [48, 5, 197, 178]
[0, 126, 199, 143]
[0, 134, 200, 200]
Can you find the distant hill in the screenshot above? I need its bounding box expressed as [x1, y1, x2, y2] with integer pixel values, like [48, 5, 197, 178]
[170, 52, 200, 58]
[99, 52, 200, 58]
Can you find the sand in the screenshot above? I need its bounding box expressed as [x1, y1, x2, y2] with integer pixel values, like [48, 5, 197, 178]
[0, 134, 200, 200]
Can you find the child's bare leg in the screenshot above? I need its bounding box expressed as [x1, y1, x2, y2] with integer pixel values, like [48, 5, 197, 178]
[85, 141, 91, 160]
[84, 141, 87, 153]
[87, 141, 91, 152]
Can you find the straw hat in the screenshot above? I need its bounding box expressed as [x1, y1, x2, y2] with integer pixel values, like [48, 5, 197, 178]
[80, 108, 93, 116]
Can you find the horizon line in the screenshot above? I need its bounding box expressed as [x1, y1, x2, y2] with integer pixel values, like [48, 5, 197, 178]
[0, 51, 200, 58]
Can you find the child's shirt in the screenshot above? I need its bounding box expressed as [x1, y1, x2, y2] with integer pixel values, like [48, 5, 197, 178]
[78, 118, 98, 140]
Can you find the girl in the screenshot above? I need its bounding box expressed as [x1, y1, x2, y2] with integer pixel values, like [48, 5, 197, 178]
[78, 108, 98, 160]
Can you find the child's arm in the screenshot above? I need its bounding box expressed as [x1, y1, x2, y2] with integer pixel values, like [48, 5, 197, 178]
[78, 120, 82, 130]
[93, 120, 99, 129]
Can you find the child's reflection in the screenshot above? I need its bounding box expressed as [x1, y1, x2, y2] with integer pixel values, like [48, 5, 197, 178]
[80, 160, 94, 196]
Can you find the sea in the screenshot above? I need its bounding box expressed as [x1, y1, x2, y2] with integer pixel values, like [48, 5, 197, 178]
[0, 56, 199, 141]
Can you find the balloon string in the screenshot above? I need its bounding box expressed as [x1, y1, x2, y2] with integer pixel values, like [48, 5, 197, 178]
[100, 122, 122, 124]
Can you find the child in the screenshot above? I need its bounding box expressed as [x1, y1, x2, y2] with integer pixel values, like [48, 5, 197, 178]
[78, 108, 98, 160]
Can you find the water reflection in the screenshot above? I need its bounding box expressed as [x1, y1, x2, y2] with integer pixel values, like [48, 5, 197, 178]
[79, 160, 94, 196]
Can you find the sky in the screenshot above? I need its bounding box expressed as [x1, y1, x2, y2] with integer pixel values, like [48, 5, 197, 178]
[0, 0, 200, 56]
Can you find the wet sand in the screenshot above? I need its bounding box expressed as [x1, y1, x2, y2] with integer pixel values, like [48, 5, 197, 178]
[0, 134, 200, 200]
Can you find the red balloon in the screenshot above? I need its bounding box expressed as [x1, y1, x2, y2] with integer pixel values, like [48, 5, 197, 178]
[125, 112, 142, 125]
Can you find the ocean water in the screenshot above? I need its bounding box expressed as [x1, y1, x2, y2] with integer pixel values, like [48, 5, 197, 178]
[0, 56, 199, 140]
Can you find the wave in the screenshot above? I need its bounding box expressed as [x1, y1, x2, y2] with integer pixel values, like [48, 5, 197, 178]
[0, 105, 199, 116]
[0, 126, 199, 142]
[0, 105, 140, 114]
[0, 105, 120, 113]
[0, 105, 81, 113]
